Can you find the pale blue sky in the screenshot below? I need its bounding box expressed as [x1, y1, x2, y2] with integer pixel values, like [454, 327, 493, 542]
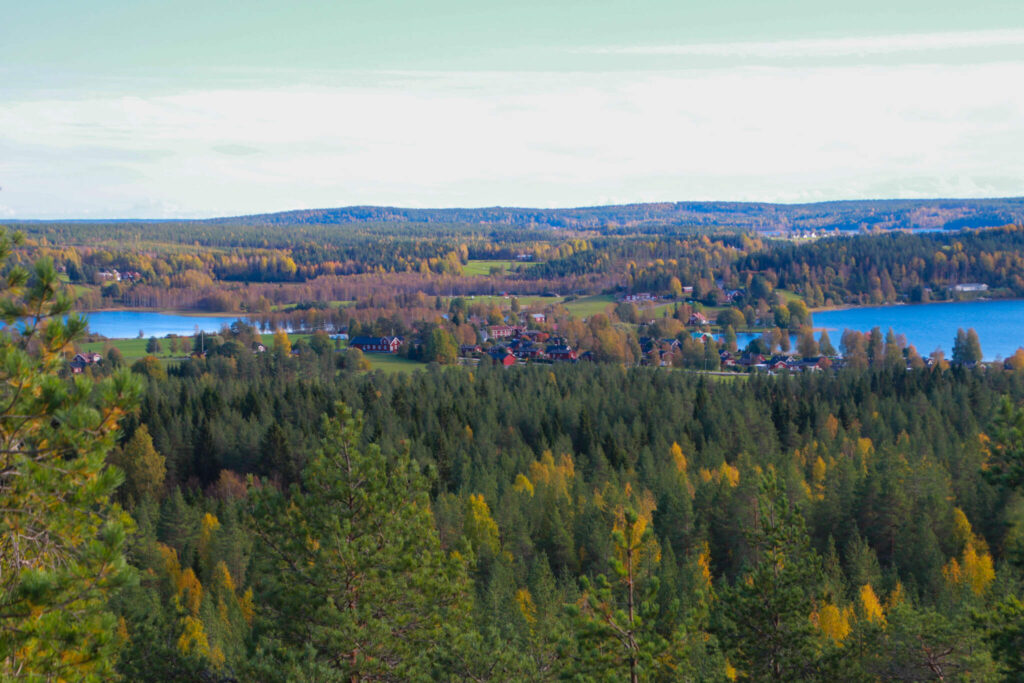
[2, 1, 1023, 218]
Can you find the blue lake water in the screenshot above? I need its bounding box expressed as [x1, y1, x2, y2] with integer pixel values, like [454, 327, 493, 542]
[738, 300, 1024, 361]
[81, 300, 1024, 360]
[82, 311, 245, 338]
[813, 301, 1024, 360]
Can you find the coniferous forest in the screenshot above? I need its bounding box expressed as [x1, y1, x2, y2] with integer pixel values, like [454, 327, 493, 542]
[7, 0, 1024, 676]
[8, 0, 1024, 674]
[4, 219, 1024, 681]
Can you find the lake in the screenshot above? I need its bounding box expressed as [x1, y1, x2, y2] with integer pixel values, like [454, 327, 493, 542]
[82, 300, 1024, 361]
[813, 300, 1024, 360]
[82, 311, 247, 338]
[738, 300, 1024, 361]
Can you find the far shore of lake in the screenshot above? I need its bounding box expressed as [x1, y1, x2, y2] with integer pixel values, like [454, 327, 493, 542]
[75, 297, 1024, 361]
[808, 296, 1017, 314]
[78, 307, 251, 318]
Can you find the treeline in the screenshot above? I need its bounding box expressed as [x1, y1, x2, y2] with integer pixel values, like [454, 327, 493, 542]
[98, 197, 1024, 231]
[522, 226, 1024, 307]
[87, 352, 1024, 680]
[12, 223, 1024, 318]
[79, 272, 586, 313]
[742, 225, 1024, 306]
[14, 222, 591, 282]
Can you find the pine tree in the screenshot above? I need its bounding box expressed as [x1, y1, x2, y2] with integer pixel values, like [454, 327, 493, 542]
[716, 470, 829, 681]
[978, 402, 1024, 677]
[861, 603, 997, 680]
[565, 486, 678, 682]
[0, 240, 142, 680]
[982, 397, 1024, 491]
[248, 406, 472, 681]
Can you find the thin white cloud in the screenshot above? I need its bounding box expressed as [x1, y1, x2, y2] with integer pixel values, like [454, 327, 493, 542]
[1, 61, 1023, 218]
[575, 29, 1024, 59]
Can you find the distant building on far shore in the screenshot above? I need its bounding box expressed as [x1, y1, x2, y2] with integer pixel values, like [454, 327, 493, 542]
[953, 283, 988, 293]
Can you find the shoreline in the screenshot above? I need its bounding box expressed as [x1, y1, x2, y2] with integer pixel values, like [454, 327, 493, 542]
[810, 296, 1024, 314]
[78, 295, 1024, 318]
[77, 308, 251, 318]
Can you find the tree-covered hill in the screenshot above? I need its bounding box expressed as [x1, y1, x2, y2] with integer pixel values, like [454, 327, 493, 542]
[14, 196, 1024, 233]
[208, 197, 1024, 231]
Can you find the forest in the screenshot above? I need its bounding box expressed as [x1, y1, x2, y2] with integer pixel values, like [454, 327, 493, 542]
[10, 218, 1024, 320]
[51, 197, 1024, 231]
[4, 220, 1024, 681]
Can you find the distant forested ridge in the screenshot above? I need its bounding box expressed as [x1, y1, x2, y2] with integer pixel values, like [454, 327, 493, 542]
[214, 197, 1024, 232]
[13, 197, 1024, 233]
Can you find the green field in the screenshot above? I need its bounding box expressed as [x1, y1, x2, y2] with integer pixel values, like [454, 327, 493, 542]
[774, 289, 805, 305]
[79, 332, 422, 373]
[561, 294, 616, 318]
[461, 295, 554, 308]
[463, 260, 520, 277]
[81, 332, 316, 361]
[270, 300, 354, 311]
[366, 354, 424, 373]
[81, 338, 167, 361]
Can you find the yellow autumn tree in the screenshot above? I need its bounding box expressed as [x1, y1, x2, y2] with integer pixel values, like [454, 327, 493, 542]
[951, 507, 974, 554]
[611, 485, 661, 570]
[1005, 347, 1024, 371]
[670, 442, 687, 473]
[178, 616, 212, 660]
[514, 588, 537, 626]
[154, 543, 244, 672]
[942, 510, 996, 596]
[859, 584, 886, 625]
[528, 451, 575, 500]
[198, 512, 221, 572]
[697, 541, 713, 594]
[961, 544, 996, 595]
[699, 461, 740, 488]
[886, 583, 904, 610]
[811, 456, 827, 501]
[669, 442, 695, 498]
[824, 414, 840, 440]
[816, 602, 852, 643]
[109, 424, 166, 504]
[464, 493, 501, 557]
[273, 329, 291, 355]
[512, 473, 535, 497]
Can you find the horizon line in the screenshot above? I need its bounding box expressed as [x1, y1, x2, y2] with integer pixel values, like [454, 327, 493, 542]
[5, 195, 1024, 223]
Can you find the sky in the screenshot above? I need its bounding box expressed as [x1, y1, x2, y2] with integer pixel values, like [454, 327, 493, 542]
[2, 0, 1024, 219]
